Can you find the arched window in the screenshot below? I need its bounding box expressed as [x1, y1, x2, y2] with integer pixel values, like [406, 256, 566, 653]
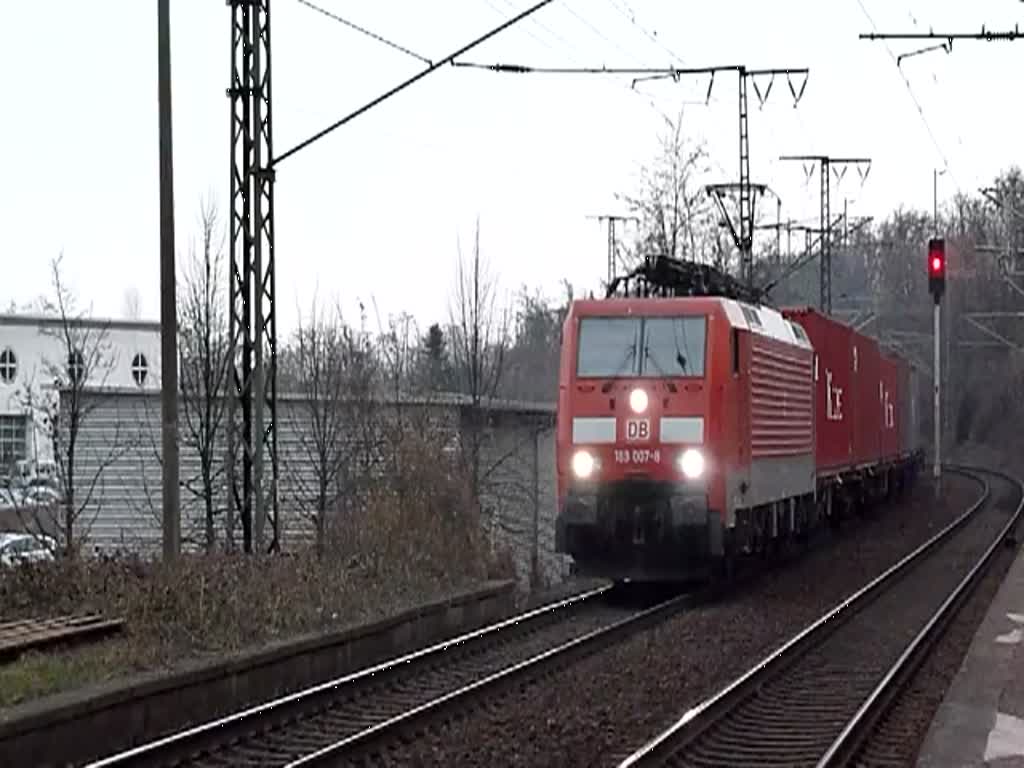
[0, 348, 16, 384]
[131, 353, 148, 386]
[67, 350, 85, 384]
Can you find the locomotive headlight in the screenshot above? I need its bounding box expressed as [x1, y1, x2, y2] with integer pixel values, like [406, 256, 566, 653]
[629, 388, 649, 414]
[678, 448, 705, 479]
[571, 449, 596, 479]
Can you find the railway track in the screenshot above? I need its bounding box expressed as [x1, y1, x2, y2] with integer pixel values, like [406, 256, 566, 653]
[618, 465, 1024, 768]
[0, 613, 123, 663]
[87, 583, 693, 768]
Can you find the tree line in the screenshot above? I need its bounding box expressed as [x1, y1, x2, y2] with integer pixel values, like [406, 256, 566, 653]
[13, 108, 1024, 557]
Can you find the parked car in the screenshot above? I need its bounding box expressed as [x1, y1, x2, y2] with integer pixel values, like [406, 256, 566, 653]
[0, 533, 57, 567]
[22, 485, 61, 507]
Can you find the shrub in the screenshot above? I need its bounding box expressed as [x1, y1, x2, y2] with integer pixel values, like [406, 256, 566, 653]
[0, 432, 512, 698]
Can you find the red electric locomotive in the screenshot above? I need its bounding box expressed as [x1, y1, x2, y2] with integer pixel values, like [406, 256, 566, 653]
[555, 294, 816, 581]
[554, 258, 924, 583]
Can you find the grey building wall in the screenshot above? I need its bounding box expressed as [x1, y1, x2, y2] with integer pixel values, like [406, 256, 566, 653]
[470, 410, 567, 588]
[55, 388, 570, 589]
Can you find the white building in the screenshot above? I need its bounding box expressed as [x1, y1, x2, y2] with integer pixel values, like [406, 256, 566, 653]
[0, 313, 161, 477]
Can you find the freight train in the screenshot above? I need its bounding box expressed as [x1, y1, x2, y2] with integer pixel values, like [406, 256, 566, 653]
[554, 259, 924, 583]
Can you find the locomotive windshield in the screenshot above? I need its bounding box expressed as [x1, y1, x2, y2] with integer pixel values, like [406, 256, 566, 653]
[643, 317, 706, 376]
[576, 316, 706, 378]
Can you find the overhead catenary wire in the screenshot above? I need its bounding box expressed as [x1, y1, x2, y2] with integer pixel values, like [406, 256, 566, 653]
[475, 1, 711, 146]
[604, 0, 687, 64]
[272, 0, 558, 167]
[294, 0, 804, 267]
[598, 0, 813, 213]
[560, 0, 650, 67]
[611, 2, 806, 249]
[853, 0, 959, 190]
[903, 12, 969, 163]
[586, 1, 735, 181]
[294, 0, 431, 64]
[481, 1, 735, 179]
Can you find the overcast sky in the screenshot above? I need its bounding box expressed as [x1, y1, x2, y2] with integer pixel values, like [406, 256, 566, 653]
[2, 0, 1020, 340]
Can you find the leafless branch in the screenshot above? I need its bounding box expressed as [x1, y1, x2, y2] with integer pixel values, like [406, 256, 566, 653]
[447, 218, 512, 508]
[178, 197, 232, 551]
[25, 254, 120, 556]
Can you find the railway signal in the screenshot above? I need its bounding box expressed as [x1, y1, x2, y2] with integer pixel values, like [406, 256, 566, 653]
[928, 238, 946, 302]
[928, 238, 945, 496]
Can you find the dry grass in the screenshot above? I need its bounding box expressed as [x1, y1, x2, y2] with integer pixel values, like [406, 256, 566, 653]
[0, 438, 514, 709]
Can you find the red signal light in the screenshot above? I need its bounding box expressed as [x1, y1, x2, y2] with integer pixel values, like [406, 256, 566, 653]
[927, 238, 946, 302]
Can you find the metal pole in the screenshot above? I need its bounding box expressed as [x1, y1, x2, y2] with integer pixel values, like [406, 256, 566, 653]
[843, 199, 849, 266]
[933, 300, 942, 496]
[531, 425, 540, 588]
[608, 217, 616, 285]
[776, 198, 781, 263]
[252, 3, 266, 553]
[158, 0, 180, 560]
[933, 169, 938, 225]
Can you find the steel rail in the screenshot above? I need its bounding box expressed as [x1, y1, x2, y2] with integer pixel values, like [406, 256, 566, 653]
[284, 589, 697, 767]
[816, 465, 1024, 767]
[86, 583, 614, 767]
[618, 465, 995, 767]
[0, 613, 124, 662]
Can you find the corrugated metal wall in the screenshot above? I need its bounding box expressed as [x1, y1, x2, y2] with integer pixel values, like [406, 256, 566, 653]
[58, 389, 570, 589]
[470, 414, 565, 587]
[749, 336, 815, 458]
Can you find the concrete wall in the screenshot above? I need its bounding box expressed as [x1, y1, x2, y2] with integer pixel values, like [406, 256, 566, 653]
[469, 409, 565, 588]
[53, 388, 570, 589]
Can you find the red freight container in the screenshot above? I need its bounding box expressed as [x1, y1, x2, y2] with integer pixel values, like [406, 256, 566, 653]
[852, 333, 881, 467]
[781, 308, 856, 476]
[879, 352, 900, 461]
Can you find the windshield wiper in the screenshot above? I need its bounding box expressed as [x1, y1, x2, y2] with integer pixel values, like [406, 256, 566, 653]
[643, 346, 669, 377]
[599, 343, 637, 392]
[642, 347, 679, 392]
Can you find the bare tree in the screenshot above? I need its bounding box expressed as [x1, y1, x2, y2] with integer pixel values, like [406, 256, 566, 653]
[375, 306, 461, 503]
[617, 107, 719, 269]
[374, 308, 414, 469]
[500, 285, 568, 403]
[288, 299, 373, 556]
[375, 308, 418, 403]
[448, 219, 511, 506]
[178, 198, 232, 551]
[25, 254, 125, 556]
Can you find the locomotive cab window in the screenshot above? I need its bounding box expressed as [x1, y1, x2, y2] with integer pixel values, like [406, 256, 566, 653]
[643, 317, 706, 377]
[576, 317, 641, 377]
[576, 315, 706, 378]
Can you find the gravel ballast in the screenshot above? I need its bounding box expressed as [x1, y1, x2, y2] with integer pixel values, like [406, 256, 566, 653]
[854, 478, 1023, 766]
[385, 476, 983, 768]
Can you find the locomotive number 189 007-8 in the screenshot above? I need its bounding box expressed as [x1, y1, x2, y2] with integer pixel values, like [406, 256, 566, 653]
[614, 448, 662, 464]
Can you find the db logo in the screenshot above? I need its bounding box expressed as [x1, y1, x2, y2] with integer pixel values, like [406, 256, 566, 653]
[625, 419, 650, 442]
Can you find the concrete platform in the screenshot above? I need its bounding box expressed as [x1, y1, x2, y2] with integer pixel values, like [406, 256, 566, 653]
[916, 541, 1024, 767]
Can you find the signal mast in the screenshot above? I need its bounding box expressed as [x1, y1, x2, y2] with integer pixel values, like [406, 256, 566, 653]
[928, 238, 946, 495]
